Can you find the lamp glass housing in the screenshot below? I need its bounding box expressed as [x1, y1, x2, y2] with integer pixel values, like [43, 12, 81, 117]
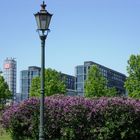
[35, 12, 52, 30]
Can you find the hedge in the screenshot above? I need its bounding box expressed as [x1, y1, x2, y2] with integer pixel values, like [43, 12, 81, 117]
[2, 95, 140, 140]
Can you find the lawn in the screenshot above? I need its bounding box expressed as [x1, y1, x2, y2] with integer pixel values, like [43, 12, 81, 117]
[0, 131, 11, 140]
[0, 110, 11, 140]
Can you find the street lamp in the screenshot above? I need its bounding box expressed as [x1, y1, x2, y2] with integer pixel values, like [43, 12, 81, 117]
[34, 1, 52, 140]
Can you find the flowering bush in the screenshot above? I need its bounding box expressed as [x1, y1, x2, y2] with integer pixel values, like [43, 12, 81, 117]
[2, 95, 140, 140]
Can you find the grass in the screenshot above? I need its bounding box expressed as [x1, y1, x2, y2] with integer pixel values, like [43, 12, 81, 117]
[0, 109, 11, 140]
[0, 131, 11, 140]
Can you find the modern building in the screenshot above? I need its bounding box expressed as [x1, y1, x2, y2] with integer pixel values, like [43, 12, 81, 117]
[20, 66, 41, 100]
[20, 66, 76, 101]
[3, 58, 17, 101]
[75, 61, 126, 96]
[15, 93, 22, 103]
[61, 73, 75, 90]
[61, 73, 76, 96]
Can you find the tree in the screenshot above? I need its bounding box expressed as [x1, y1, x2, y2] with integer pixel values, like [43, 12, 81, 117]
[85, 65, 117, 97]
[30, 68, 66, 97]
[0, 75, 11, 108]
[125, 54, 140, 98]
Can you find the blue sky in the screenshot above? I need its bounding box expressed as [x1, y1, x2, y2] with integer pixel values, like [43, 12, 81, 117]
[0, 0, 140, 92]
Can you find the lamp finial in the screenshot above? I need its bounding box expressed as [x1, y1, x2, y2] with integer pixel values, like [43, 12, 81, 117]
[41, 1, 46, 10]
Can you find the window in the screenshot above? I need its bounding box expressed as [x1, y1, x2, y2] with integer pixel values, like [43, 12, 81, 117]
[77, 83, 84, 92]
[77, 66, 84, 75]
[77, 75, 84, 82]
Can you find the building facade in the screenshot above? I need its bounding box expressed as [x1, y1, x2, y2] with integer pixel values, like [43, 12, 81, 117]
[3, 58, 17, 101]
[61, 73, 75, 90]
[75, 61, 126, 96]
[61, 73, 76, 96]
[20, 66, 41, 100]
[20, 66, 76, 101]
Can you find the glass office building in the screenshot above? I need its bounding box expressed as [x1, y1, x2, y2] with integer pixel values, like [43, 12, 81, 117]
[3, 58, 17, 101]
[20, 67, 76, 100]
[20, 66, 41, 100]
[75, 61, 126, 96]
[61, 73, 75, 90]
[61, 73, 76, 96]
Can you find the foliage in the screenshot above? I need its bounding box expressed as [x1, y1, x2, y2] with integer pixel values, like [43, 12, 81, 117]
[2, 95, 140, 140]
[30, 68, 66, 97]
[105, 87, 117, 97]
[0, 75, 11, 109]
[85, 65, 117, 97]
[125, 54, 140, 98]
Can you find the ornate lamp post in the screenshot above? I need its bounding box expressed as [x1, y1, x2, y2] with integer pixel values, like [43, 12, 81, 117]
[34, 1, 52, 140]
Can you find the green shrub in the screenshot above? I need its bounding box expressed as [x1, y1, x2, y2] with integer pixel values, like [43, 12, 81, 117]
[2, 96, 140, 140]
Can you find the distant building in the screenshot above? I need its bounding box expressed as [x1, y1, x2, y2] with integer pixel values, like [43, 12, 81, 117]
[75, 61, 126, 96]
[15, 93, 22, 103]
[61, 73, 76, 96]
[20, 66, 76, 101]
[20, 66, 41, 100]
[3, 58, 17, 101]
[61, 73, 75, 90]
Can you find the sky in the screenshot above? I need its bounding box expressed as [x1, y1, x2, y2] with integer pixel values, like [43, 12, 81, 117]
[0, 0, 140, 92]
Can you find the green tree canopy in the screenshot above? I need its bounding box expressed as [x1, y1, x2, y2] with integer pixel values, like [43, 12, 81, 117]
[30, 68, 66, 97]
[125, 54, 140, 98]
[85, 65, 117, 97]
[0, 75, 11, 108]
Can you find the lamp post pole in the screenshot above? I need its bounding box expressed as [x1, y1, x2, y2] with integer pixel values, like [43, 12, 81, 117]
[34, 1, 52, 140]
[39, 33, 46, 140]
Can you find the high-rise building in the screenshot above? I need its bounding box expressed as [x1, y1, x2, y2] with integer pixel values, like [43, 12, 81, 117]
[75, 61, 126, 96]
[20, 66, 41, 100]
[3, 58, 17, 101]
